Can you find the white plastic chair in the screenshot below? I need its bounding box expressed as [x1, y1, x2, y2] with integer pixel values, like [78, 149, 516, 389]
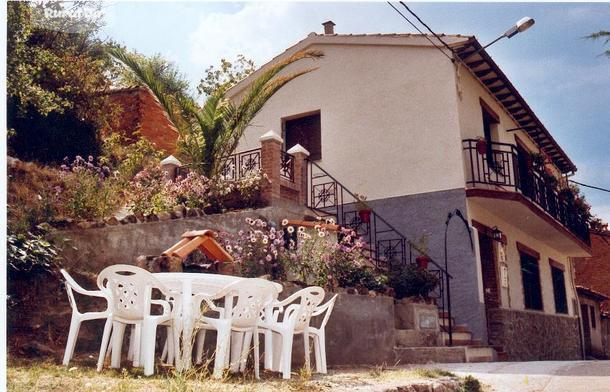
[96, 264, 174, 376]
[60, 269, 110, 366]
[259, 286, 325, 379]
[192, 278, 279, 379]
[308, 294, 338, 373]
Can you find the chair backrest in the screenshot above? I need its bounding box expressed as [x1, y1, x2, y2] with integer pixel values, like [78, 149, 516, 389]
[223, 278, 279, 329]
[316, 294, 338, 330]
[286, 287, 325, 331]
[97, 264, 167, 320]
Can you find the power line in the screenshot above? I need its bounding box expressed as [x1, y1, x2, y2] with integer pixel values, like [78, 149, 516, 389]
[398, 2, 456, 56]
[386, 2, 454, 61]
[569, 180, 610, 193]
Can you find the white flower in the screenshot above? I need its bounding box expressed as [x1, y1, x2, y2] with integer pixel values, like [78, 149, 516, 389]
[282, 219, 289, 226]
[298, 226, 306, 233]
[287, 226, 295, 233]
[262, 238, 269, 244]
[326, 218, 335, 225]
[318, 231, 326, 238]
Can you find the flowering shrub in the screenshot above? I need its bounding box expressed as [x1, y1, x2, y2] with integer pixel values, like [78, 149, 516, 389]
[99, 132, 164, 184]
[127, 166, 175, 215]
[210, 170, 268, 211]
[219, 218, 287, 280]
[60, 156, 122, 220]
[282, 219, 388, 290]
[167, 172, 212, 209]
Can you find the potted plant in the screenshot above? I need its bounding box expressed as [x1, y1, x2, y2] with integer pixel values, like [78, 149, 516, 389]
[414, 233, 430, 270]
[475, 137, 488, 155]
[354, 193, 372, 223]
[530, 151, 547, 170]
[389, 264, 440, 300]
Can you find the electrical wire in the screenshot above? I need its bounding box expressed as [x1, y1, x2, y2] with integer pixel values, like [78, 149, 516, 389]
[569, 180, 610, 193]
[386, 2, 454, 61]
[399, 2, 456, 56]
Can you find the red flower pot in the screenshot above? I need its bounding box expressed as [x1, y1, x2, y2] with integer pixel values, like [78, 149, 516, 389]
[358, 209, 372, 223]
[476, 139, 488, 155]
[416, 255, 430, 270]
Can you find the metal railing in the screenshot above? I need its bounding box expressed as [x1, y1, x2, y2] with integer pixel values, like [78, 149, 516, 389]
[280, 151, 294, 182]
[463, 139, 590, 245]
[218, 148, 262, 181]
[306, 159, 454, 344]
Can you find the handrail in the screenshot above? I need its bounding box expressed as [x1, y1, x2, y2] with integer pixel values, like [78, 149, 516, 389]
[307, 159, 452, 278]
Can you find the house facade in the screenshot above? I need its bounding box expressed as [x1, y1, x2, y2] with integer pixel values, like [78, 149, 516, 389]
[226, 23, 591, 360]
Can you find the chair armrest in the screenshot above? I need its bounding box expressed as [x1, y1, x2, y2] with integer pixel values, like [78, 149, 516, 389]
[192, 293, 225, 318]
[151, 299, 171, 317]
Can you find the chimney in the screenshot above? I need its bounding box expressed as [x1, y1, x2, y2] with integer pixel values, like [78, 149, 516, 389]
[322, 20, 335, 35]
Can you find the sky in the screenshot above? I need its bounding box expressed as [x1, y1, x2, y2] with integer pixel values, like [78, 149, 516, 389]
[99, 1, 610, 223]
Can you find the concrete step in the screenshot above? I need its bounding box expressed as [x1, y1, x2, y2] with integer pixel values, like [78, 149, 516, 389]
[438, 317, 456, 327]
[394, 346, 466, 364]
[441, 331, 471, 341]
[395, 329, 441, 347]
[465, 346, 496, 363]
[440, 324, 469, 333]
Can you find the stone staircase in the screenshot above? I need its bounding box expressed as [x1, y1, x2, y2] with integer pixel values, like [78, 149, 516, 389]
[393, 306, 498, 364]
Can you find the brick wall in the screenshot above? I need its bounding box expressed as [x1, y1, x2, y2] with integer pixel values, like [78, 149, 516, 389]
[106, 87, 178, 154]
[575, 232, 610, 313]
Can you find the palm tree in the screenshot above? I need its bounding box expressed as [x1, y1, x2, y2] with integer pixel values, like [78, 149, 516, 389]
[585, 31, 610, 57]
[108, 47, 323, 177]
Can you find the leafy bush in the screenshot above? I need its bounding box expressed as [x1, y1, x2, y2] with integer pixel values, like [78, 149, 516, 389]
[331, 259, 388, 292]
[60, 156, 122, 220]
[219, 218, 287, 280]
[7, 229, 61, 276]
[127, 166, 175, 216]
[389, 264, 439, 299]
[460, 375, 482, 392]
[99, 132, 164, 184]
[167, 172, 212, 209]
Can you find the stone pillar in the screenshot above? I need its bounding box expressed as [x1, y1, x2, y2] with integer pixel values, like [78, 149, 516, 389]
[287, 144, 310, 206]
[259, 130, 283, 205]
[160, 155, 182, 181]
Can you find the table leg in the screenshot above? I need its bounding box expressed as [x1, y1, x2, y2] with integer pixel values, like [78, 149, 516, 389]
[181, 281, 194, 370]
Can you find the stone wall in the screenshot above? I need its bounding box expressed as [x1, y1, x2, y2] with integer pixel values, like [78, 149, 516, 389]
[487, 308, 582, 361]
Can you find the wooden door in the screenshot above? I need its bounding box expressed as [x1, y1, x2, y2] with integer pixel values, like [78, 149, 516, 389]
[284, 112, 321, 161]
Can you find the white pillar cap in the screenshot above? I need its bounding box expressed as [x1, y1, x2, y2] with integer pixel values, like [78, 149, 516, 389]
[287, 144, 310, 156]
[259, 130, 283, 143]
[160, 155, 182, 166]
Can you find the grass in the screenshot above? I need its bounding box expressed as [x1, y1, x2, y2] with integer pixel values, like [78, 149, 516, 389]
[7, 356, 481, 392]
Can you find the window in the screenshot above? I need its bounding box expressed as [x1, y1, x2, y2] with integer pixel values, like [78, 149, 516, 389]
[551, 265, 568, 314]
[480, 99, 500, 166]
[520, 251, 543, 310]
[590, 306, 596, 329]
[284, 112, 321, 161]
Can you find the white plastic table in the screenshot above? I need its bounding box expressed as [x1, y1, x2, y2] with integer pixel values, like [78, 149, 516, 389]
[153, 272, 282, 372]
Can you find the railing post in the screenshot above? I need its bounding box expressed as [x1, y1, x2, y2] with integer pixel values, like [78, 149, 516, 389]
[259, 130, 283, 205]
[160, 155, 182, 181]
[287, 144, 310, 207]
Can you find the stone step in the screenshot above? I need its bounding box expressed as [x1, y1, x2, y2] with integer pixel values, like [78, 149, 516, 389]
[440, 324, 469, 333]
[441, 331, 471, 341]
[465, 346, 496, 363]
[394, 346, 466, 364]
[438, 317, 456, 327]
[395, 329, 441, 347]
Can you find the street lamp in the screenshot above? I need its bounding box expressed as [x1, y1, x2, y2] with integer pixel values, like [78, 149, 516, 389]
[482, 16, 535, 50]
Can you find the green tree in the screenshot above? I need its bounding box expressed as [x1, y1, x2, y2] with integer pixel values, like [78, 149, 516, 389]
[197, 54, 256, 96]
[115, 52, 191, 97]
[7, 1, 120, 162]
[109, 47, 323, 177]
[585, 30, 610, 57]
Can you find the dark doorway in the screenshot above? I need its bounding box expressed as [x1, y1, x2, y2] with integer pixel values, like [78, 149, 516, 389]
[515, 143, 534, 198]
[478, 232, 500, 344]
[581, 304, 592, 357]
[284, 112, 321, 161]
[479, 234, 500, 310]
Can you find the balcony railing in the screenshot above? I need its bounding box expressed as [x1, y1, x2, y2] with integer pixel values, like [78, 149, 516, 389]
[463, 139, 590, 245]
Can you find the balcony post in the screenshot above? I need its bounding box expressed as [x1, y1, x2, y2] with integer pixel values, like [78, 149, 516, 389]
[287, 144, 310, 206]
[259, 130, 283, 205]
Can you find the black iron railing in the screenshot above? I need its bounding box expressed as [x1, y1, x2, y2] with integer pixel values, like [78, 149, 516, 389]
[280, 152, 294, 182]
[463, 139, 590, 245]
[306, 160, 454, 344]
[218, 148, 262, 181]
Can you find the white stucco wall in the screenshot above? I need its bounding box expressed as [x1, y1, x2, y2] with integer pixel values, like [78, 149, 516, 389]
[231, 40, 466, 200]
[468, 201, 579, 317]
[455, 64, 564, 177]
